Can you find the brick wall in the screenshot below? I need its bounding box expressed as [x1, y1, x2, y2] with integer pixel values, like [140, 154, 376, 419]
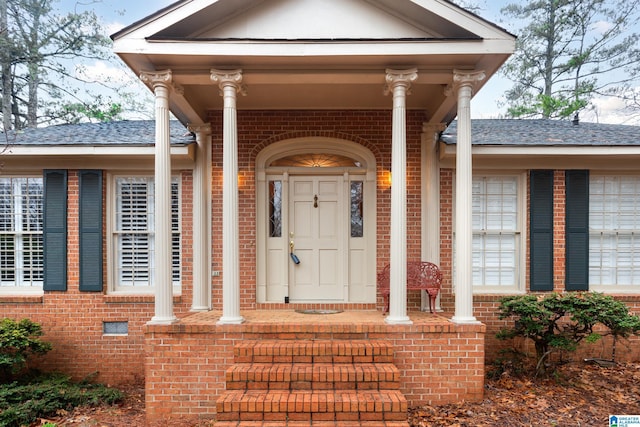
[207, 109, 426, 310]
[0, 170, 195, 385]
[1, 109, 429, 385]
[438, 168, 640, 362]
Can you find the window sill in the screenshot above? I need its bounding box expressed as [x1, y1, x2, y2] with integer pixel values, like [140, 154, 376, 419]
[104, 294, 182, 304]
[0, 294, 44, 304]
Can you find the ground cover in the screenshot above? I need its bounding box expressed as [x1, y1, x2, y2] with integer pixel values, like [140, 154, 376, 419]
[34, 361, 640, 426]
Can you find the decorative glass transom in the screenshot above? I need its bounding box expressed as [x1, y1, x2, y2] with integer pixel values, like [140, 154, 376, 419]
[270, 153, 361, 168]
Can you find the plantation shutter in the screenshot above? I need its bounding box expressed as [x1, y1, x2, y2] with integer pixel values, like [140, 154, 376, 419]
[117, 178, 152, 286]
[530, 170, 554, 291]
[43, 170, 67, 291]
[565, 170, 589, 291]
[79, 170, 103, 292]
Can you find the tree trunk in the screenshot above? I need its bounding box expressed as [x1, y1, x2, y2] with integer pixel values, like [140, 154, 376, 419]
[0, 0, 12, 131]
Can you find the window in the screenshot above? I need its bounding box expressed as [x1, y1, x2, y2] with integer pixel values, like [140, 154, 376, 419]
[268, 180, 282, 238]
[112, 176, 180, 292]
[590, 175, 640, 289]
[350, 180, 364, 238]
[0, 177, 43, 291]
[471, 174, 524, 292]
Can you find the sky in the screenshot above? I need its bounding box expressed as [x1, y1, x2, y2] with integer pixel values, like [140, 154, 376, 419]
[59, 0, 638, 125]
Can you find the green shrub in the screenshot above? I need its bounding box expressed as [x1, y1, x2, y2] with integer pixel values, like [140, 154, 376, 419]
[0, 374, 123, 427]
[0, 318, 52, 381]
[496, 292, 640, 376]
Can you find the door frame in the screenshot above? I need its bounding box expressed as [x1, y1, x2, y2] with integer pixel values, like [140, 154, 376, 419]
[255, 137, 377, 304]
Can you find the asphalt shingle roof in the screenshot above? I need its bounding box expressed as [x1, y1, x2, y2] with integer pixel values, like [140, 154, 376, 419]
[3, 118, 638, 148]
[441, 119, 640, 146]
[4, 120, 194, 146]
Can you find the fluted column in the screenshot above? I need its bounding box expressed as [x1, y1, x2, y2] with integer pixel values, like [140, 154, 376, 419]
[140, 69, 177, 325]
[421, 123, 445, 311]
[211, 69, 245, 325]
[188, 124, 212, 311]
[451, 70, 485, 324]
[384, 68, 417, 325]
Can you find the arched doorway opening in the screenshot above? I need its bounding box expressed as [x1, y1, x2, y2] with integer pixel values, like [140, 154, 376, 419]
[255, 137, 377, 303]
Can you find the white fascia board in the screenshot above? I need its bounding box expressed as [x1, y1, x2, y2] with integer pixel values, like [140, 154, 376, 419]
[403, 0, 514, 39]
[441, 144, 640, 158]
[113, 0, 223, 41]
[6, 145, 192, 157]
[439, 144, 640, 171]
[114, 38, 514, 58]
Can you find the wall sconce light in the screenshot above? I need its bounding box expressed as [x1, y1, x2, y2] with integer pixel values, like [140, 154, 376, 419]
[383, 170, 392, 189]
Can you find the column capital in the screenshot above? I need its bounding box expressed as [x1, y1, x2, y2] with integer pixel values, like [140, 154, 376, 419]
[384, 68, 418, 94]
[188, 123, 212, 136]
[210, 69, 246, 94]
[140, 69, 173, 88]
[453, 69, 485, 91]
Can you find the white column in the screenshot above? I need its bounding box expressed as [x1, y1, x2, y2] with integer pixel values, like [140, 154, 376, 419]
[211, 69, 245, 325]
[421, 123, 445, 311]
[451, 70, 485, 324]
[384, 68, 417, 325]
[188, 124, 212, 312]
[140, 69, 178, 325]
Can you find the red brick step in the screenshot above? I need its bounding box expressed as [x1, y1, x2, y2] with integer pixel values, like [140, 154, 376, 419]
[214, 421, 410, 427]
[213, 422, 410, 427]
[226, 362, 400, 391]
[216, 389, 407, 421]
[217, 340, 409, 426]
[233, 340, 394, 364]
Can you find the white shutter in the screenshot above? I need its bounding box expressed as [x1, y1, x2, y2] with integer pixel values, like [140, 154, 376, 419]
[114, 177, 180, 289]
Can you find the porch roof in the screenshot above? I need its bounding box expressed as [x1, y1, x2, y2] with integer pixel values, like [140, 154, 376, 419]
[110, 0, 516, 127]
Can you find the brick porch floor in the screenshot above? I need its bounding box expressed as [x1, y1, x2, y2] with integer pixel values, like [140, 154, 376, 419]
[179, 308, 452, 325]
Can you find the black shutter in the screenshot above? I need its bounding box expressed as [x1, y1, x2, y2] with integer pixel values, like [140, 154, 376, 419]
[43, 170, 67, 291]
[565, 170, 589, 291]
[530, 170, 554, 291]
[79, 170, 103, 292]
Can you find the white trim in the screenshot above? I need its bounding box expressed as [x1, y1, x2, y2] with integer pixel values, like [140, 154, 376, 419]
[255, 137, 377, 304]
[589, 173, 640, 293]
[6, 145, 192, 157]
[0, 175, 44, 294]
[453, 171, 527, 294]
[106, 172, 182, 295]
[440, 144, 640, 158]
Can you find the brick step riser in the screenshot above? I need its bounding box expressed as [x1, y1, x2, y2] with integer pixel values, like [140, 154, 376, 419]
[226, 363, 400, 391]
[216, 390, 407, 420]
[233, 340, 394, 363]
[226, 380, 401, 391]
[214, 422, 410, 427]
[236, 354, 394, 364]
[216, 412, 409, 422]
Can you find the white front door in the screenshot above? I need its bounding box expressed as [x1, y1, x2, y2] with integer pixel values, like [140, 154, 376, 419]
[288, 175, 344, 301]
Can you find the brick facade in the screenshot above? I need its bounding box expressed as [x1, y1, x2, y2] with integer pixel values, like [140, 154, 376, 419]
[2, 111, 639, 413]
[0, 170, 195, 385]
